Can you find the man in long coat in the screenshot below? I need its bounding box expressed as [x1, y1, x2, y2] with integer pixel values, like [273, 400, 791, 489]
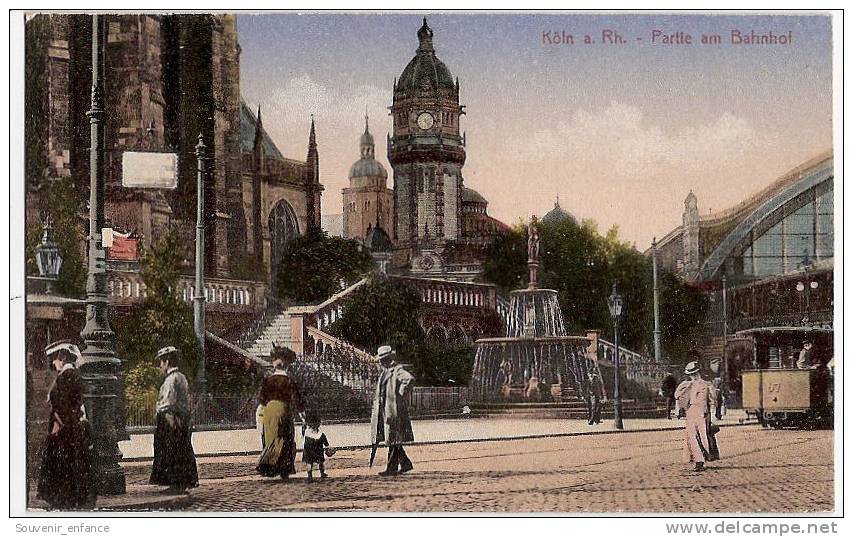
[370, 345, 415, 476]
[675, 361, 719, 472]
[149, 346, 198, 493]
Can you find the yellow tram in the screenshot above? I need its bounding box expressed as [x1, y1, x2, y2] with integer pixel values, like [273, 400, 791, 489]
[728, 327, 833, 429]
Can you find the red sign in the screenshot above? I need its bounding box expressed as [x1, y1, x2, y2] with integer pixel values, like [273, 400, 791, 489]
[108, 235, 139, 260]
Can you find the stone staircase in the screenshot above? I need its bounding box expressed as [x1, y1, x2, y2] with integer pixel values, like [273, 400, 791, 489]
[243, 310, 293, 358]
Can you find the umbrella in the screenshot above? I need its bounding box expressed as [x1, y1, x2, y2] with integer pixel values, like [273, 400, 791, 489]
[369, 444, 378, 467]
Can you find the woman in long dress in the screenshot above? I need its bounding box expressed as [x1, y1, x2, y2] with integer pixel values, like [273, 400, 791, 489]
[37, 340, 96, 510]
[256, 347, 303, 480]
[675, 361, 719, 472]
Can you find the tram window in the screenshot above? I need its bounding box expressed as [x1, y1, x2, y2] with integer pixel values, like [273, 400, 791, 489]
[768, 346, 781, 369]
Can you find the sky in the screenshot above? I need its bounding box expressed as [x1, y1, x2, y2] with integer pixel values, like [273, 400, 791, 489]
[236, 13, 833, 248]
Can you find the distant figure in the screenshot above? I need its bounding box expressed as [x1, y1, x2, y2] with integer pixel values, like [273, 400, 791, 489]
[660, 372, 678, 420]
[586, 369, 604, 425]
[371, 345, 415, 477]
[37, 340, 96, 510]
[499, 357, 513, 386]
[302, 410, 335, 481]
[150, 346, 198, 493]
[796, 341, 816, 370]
[256, 346, 303, 480]
[675, 361, 719, 472]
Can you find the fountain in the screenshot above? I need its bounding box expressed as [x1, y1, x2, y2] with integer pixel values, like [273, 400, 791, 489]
[470, 217, 602, 403]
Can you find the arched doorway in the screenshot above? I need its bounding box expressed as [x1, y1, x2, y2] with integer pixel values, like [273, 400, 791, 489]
[268, 199, 300, 295]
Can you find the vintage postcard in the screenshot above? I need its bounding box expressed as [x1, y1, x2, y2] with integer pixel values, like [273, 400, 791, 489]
[10, 8, 842, 523]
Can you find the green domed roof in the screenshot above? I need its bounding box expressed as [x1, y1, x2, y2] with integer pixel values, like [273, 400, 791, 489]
[349, 158, 387, 179]
[397, 19, 456, 95]
[542, 198, 577, 225]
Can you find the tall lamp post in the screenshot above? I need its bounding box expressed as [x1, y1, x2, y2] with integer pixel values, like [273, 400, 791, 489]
[607, 282, 625, 430]
[652, 237, 662, 363]
[78, 14, 126, 494]
[193, 134, 207, 393]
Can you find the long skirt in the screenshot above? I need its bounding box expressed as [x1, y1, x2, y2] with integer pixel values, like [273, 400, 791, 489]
[683, 413, 720, 463]
[150, 410, 199, 488]
[256, 400, 296, 477]
[37, 420, 96, 510]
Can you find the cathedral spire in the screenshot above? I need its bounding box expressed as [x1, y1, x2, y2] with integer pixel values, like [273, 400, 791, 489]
[253, 104, 264, 151]
[306, 115, 319, 184]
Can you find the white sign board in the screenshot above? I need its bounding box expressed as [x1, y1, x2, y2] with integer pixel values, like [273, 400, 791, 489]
[122, 152, 178, 189]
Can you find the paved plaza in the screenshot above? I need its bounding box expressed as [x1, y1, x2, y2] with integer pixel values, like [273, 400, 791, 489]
[111, 425, 833, 513]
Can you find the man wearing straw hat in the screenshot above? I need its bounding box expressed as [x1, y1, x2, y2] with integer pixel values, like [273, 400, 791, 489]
[370, 345, 415, 476]
[675, 361, 719, 472]
[149, 346, 198, 493]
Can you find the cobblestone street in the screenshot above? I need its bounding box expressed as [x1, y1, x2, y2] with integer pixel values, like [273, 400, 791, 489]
[120, 425, 833, 513]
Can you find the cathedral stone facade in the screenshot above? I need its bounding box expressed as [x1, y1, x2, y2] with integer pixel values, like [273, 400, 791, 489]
[25, 14, 321, 288]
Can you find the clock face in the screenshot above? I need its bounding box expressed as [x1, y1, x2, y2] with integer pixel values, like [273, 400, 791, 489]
[416, 112, 434, 130]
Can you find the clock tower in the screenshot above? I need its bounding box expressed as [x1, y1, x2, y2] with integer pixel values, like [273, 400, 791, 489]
[389, 18, 466, 249]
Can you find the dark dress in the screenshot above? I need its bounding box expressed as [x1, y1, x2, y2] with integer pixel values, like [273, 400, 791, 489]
[302, 432, 329, 464]
[150, 370, 198, 489]
[37, 366, 96, 509]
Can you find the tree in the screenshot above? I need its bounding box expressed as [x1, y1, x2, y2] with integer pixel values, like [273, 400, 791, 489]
[114, 226, 199, 400]
[480, 215, 708, 360]
[25, 177, 87, 297]
[274, 228, 373, 305]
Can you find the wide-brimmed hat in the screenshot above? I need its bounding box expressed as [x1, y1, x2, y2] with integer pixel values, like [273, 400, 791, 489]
[45, 339, 81, 361]
[270, 344, 297, 363]
[684, 361, 701, 375]
[156, 346, 179, 361]
[376, 345, 396, 361]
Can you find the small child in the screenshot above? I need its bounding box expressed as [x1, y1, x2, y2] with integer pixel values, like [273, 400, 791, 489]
[302, 410, 335, 480]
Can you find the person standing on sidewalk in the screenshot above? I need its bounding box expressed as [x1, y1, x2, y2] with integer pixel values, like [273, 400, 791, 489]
[150, 346, 198, 493]
[585, 369, 604, 425]
[660, 372, 678, 419]
[37, 340, 96, 510]
[370, 345, 415, 477]
[256, 346, 304, 480]
[674, 361, 719, 472]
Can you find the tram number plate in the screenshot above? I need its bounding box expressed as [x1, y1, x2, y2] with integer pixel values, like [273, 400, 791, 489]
[768, 382, 782, 393]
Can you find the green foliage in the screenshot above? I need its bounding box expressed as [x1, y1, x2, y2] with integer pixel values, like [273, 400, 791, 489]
[274, 228, 373, 305]
[115, 226, 199, 396]
[328, 278, 425, 356]
[481, 217, 708, 361]
[327, 277, 473, 386]
[25, 177, 87, 297]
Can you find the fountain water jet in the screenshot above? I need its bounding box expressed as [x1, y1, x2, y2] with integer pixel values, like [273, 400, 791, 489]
[470, 217, 603, 403]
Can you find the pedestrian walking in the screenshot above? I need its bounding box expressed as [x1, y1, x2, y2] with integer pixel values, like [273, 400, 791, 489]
[674, 361, 719, 472]
[256, 346, 303, 480]
[150, 346, 198, 493]
[586, 369, 604, 425]
[370, 345, 415, 477]
[302, 409, 336, 481]
[36, 340, 96, 510]
[660, 372, 678, 419]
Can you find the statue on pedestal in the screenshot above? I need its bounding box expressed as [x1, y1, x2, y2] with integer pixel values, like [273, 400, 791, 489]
[527, 216, 540, 289]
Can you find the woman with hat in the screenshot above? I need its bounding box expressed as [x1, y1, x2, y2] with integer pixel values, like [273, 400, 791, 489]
[256, 345, 303, 480]
[36, 340, 96, 509]
[675, 361, 720, 472]
[149, 346, 198, 493]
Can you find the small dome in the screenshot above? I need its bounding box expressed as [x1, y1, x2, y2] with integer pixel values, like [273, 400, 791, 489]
[349, 158, 388, 179]
[462, 186, 488, 205]
[542, 197, 577, 225]
[365, 225, 393, 253]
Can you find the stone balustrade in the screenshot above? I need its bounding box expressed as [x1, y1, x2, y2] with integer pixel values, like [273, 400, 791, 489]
[389, 275, 496, 310]
[107, 270, 265, 312]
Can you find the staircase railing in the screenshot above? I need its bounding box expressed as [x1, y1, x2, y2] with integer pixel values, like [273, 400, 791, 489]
[597, 339, 670, 391]
[235, 298, 287, 349]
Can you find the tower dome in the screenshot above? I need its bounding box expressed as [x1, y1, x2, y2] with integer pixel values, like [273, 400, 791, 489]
[349, 115, 387, 180]
[542, 197, 577, 226]
[395, 18, 457, 96]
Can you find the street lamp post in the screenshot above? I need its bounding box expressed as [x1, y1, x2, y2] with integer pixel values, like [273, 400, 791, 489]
[78, 14, 126, 495]
[721, 274, 728, 388]
[193, 134, 207, 393]
[652, 237, 662, 363]
[607, 282, 625, 430]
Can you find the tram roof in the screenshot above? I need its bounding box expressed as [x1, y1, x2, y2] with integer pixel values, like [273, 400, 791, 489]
[733, 326, 833, 337]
